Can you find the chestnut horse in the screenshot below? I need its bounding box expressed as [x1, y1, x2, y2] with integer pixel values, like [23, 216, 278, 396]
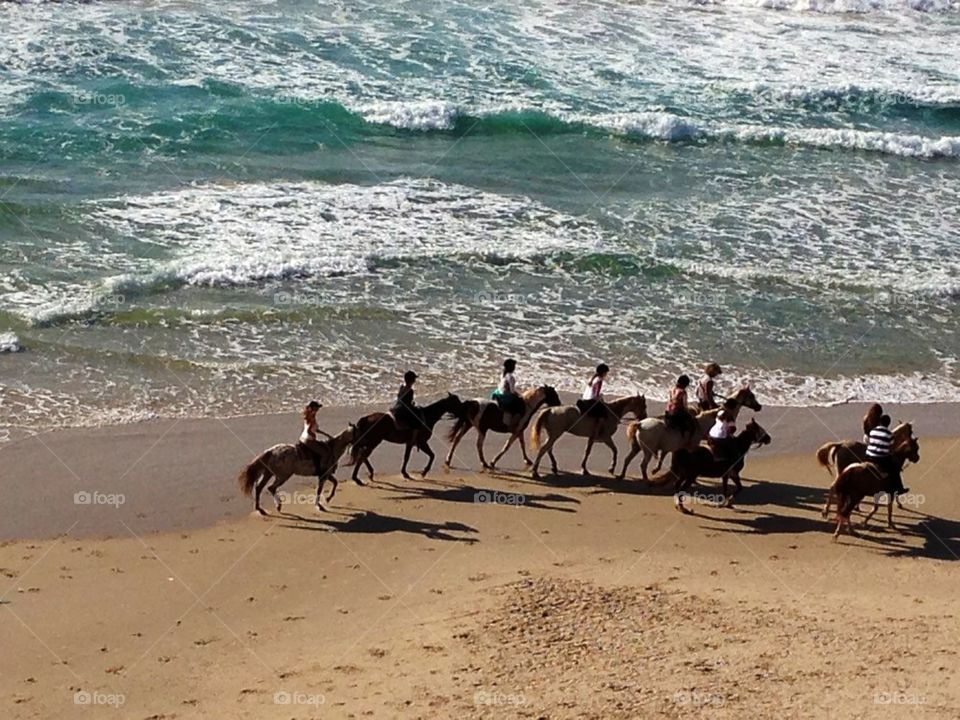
[816, 421, 917, 519]
[444, 385, 561, 471]
[348, 394, 464, 482]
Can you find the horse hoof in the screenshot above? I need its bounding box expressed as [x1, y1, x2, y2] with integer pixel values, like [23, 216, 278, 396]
[420, 471, 428, 479]
[402, 473, 412, 481]
[524, 459, 532, 467]
[531, 472, 540, 480]
[256, 507, 267, 516]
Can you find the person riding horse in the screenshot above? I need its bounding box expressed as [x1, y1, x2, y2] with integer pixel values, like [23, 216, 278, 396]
[707, 398, 738, 463]
[865, 414, 909, 496]
[392, 370, 425, 432]
[696, 362, 722, 411]
[665, 374, 697, 438]
[297, 401, 334, 479]
[490, 358, 526, 426]
[576, 363, 610, 421]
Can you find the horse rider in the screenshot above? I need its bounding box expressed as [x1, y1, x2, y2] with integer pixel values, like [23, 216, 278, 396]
[298, 400, 333, 479]
[491, 358, 525, 426]
[696, 362, 723, 411]
[576, 363, 610, 422]
[665, 374, 697, 438]
[391, 370, 423, 432]
[707, 398, 738, 463]
[865, 413, 908, 496]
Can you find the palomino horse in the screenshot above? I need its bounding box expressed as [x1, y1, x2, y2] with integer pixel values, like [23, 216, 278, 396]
[238, 425, 357, 514]
[528, 394, 648, 479]
[618, 385, 762, 482]
[817, 423, 919, 528]
[668, 419, 771, 513]
[830, 434, 920, 540]
[349, 394, 464, 482]
[444, 385, 561, 471]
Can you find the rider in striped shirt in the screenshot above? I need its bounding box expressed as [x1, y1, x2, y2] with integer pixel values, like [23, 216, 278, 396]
[865, 414, 907, 495]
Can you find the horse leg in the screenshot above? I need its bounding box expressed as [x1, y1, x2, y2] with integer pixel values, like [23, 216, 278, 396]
[401, 442, 414, 480]
[315, 475, 328, 511]
[491, 431, 520, 469]
[618, 442, 641, 481]
[419, 441, 435, 477]
[267, 473, 291, 513]
[254, 468, 273, 515]
[640, 448, 652, 483]
[652, 449, 667, 474]
[887, 495, 895, 529]
[444, 425, 469, 470]
[476, 430, 490, 470]
[364, 458, 374, 481]
[822, 487, 835, 518]
[862, 493, 881, 528]
[326, 474, 339, 506]
[531, 444, 547, 479]
[546, 437, 560, 475]
[603, 436, 617, 476]
[581, 438, 595, 475]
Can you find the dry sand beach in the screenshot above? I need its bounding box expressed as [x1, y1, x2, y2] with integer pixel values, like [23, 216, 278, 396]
[2, 401, 959, 719]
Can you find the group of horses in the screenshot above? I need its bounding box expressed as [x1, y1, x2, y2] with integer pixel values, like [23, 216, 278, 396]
[236, 386, 919, 540]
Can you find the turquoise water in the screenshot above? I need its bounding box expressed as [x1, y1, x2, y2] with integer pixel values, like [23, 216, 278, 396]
[2, 0, 960, 429]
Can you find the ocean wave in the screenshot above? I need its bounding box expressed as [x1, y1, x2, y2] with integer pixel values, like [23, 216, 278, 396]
[0, 332, 22, 353]
[13, 178, 605, 326]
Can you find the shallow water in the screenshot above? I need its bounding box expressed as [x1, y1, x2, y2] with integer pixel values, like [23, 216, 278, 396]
[2, 0, 959, 430]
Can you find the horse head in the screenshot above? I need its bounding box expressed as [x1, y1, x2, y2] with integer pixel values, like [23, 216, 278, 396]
[744, 418, 771, 446]
[542, 385, 562, 407]
[630, 393, 647, 420]
[734, 384, 762, 412]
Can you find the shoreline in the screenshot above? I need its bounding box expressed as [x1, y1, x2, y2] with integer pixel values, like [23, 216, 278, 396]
[1, 398, 956, 542]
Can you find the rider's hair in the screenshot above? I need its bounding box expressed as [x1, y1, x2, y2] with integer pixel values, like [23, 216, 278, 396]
[503, 358, 517, 375]
[403, 370, 417, 384]
[879, 414, 892, 427]
[302, 401, 320, 422]
[595, 363, 610, 377]
[677, 374, 691, 388]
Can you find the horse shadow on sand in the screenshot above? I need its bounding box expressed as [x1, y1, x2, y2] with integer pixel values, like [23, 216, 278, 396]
[680, 476, 960, 561]
[278, 509, 479, 543]
[375, 476, 580, 513]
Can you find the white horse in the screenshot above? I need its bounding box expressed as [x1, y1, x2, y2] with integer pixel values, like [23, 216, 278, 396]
[528, 394, 647, 479]
[238, 425, 357, 513]
[618, 386, 761, 482]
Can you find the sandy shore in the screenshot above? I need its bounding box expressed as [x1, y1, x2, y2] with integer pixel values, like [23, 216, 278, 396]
[2, 400, 959, 718]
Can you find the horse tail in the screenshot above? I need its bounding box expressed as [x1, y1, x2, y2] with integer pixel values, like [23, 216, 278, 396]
[530, 408, 549, 452]
[238, 450, 271, 496]
[816, 442, 840, 474]
[347, 417, 373, 466]
[624, 420, 640, 448]
[447, 401, 476, 442]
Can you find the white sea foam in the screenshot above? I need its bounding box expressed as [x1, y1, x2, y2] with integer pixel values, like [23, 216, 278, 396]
[16, 178, 605, 325]
[0, 332, 22, 353]
[358, 100, 460, 131]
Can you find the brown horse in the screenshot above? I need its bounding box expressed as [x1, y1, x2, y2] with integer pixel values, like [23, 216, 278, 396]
[238, 424, 357, 514]
[444, 385, 561, 470]
[827, 433, 920, 539]
[349, 394, 464, 482]
[816, 422, 917, 519]
[618, 385, 762, 482]
[528, 394, 648, 479]
[668, 419, 771, 513]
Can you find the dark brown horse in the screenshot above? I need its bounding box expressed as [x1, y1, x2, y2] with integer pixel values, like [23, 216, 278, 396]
[444, 385, 562, 470]
[668, 419, 771, 513]
[349, 394, 464, 482]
